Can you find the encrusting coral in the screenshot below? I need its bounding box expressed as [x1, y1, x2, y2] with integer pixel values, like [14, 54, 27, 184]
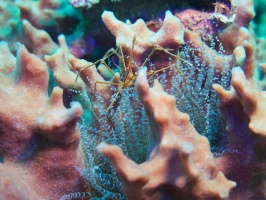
[0, 0, 266, 199]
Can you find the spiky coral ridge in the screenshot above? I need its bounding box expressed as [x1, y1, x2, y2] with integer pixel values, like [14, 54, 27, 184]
[98, 67, 236, 200]
[0, 42, 85, 200]
[213, 40, 266, 199]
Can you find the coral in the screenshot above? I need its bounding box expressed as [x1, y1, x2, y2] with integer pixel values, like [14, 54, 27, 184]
[66, 10, 232, 198]
[101, 10, 184, 73]
[0, 0, 266, 199]
[98, 67, 236, 200]
[16, 0, 92, 58]
[0, 41, 85, 199]
[0, 0, 91, 58]
[100, 10, 232, 147]
[15, 0, 81, 29]
[0, 1, 21, 40]
[68, 0, 122, 8]
[213, 40, 266, 199]
[174, 2, 236, 36]
[0, 0, 23, 53]
[64, 8, 232, 199]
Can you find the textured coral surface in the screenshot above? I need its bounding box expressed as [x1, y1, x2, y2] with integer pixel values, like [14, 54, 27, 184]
[0, 0, 266, 200]
[0, 42, 85, 199]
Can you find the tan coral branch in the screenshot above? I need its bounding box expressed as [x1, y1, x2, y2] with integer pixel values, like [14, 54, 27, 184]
[98, 67, 236, 200]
